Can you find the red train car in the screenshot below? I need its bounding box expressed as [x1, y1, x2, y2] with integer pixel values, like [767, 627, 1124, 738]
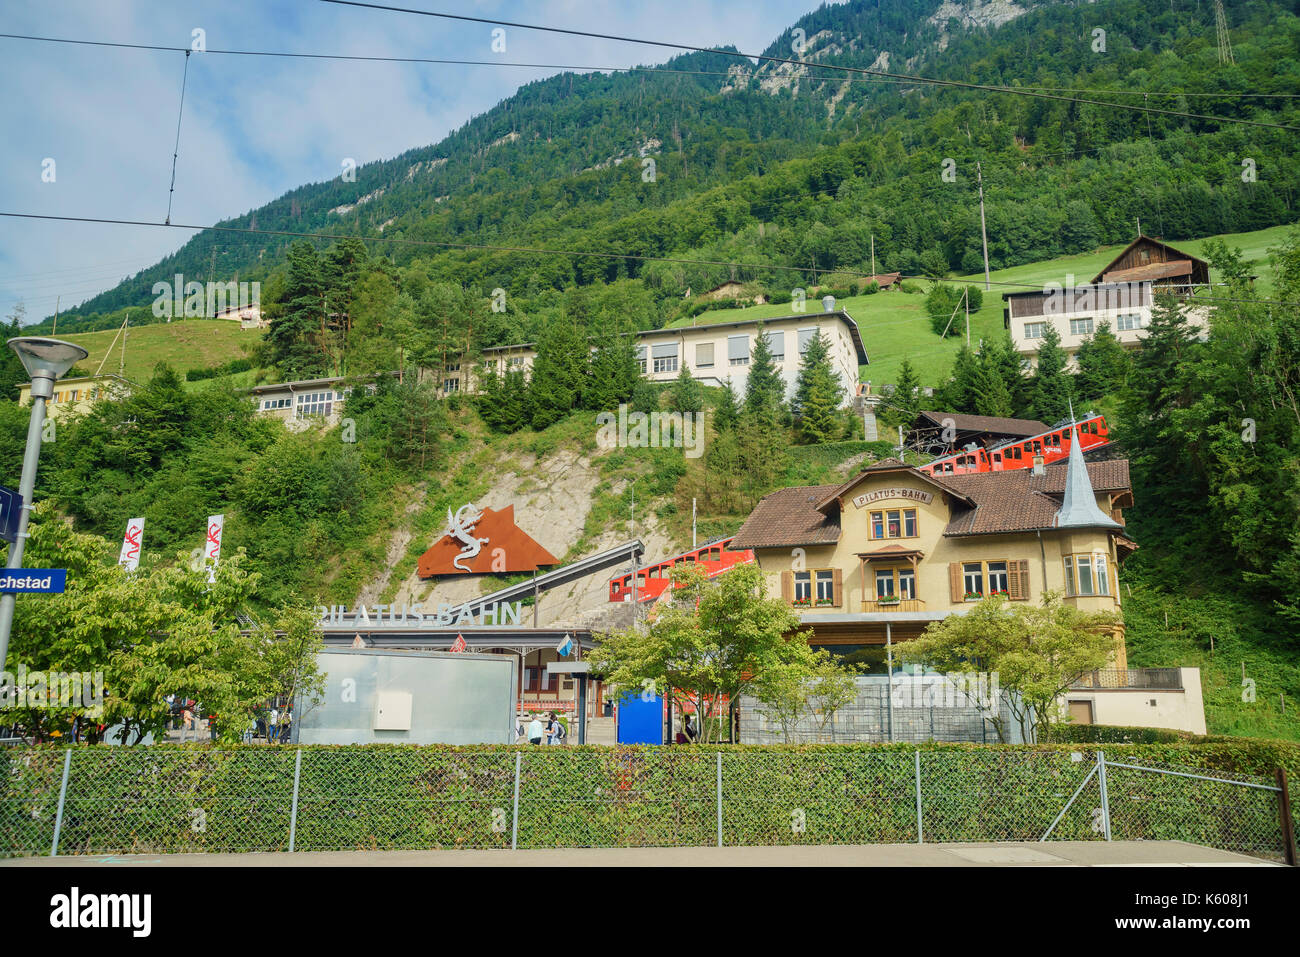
[918, 415, 1110, 476]
[608, 537, 755, 603]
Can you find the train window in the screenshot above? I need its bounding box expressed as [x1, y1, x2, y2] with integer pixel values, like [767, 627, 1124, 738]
[1023, 442, 1032, 453]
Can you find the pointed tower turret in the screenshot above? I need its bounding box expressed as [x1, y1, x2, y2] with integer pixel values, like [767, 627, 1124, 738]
[1055, 424, 1121, 530]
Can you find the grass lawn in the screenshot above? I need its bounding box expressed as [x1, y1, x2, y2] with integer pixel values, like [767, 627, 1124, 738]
[665, 221, 1299, 392]
[59, 319, 264, 382]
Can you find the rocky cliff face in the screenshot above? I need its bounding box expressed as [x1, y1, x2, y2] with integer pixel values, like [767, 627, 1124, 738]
[360, 445, 679, 634]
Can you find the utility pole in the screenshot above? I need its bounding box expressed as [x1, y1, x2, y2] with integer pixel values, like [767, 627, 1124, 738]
[965, 287, 971, 347]
[52, 296, 59, 336]
[976, 161, 991, 291]
[120, 309, 128, 379]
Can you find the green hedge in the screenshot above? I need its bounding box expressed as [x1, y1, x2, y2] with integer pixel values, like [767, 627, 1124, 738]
[3, 742, 1295, 858]
[1046, 724, 1195, 744]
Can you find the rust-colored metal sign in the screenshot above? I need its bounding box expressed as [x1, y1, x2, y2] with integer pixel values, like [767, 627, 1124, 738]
[417, 504, 558, 578]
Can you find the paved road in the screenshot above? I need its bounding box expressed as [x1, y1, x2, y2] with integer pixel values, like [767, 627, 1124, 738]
[3, 841, 1277, 867]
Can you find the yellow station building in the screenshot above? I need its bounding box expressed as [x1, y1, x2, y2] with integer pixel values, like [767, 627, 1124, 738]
[730, 432, 1135, 670]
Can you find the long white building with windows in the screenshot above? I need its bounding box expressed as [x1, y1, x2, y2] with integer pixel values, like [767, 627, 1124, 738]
[1002, 235, 1212, 369]
[473, 308, 869, 404]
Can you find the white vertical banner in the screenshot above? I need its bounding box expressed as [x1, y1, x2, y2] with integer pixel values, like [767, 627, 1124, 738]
[205, 514, 225, 564]
[205, 514, 225, 584]
[118, 517, 144, 571]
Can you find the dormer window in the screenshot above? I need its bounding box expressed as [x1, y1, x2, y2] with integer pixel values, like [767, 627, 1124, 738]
[869, 508, 917, 540]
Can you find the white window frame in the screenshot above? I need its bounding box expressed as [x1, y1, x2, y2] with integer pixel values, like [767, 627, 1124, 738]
[1069, 317, 1095, 337]
[1024, 322, 1046, 340]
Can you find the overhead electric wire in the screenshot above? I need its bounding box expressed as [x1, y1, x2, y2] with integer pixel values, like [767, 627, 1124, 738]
[3, 211, 1298, 308]
[313, 0, 1300, 132]
[165, 50, 192, 224]
[0, 210, 824, 276]
[4, 31, 1295, 100]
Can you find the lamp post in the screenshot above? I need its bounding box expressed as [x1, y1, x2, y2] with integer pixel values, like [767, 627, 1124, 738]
[0, 337, 88, 675]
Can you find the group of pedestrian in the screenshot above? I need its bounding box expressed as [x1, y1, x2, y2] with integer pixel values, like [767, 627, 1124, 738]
[517, 711, 567, 745]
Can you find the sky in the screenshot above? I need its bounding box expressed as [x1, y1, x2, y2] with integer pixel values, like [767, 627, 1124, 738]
[0, 0, 815, 323]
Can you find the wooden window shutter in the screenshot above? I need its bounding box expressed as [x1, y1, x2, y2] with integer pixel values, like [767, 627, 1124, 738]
[1008, 560, 1031, 600]
[948, 562, 962, 603]
[781, 570, 793, 604]
[831, 568, 843, 607]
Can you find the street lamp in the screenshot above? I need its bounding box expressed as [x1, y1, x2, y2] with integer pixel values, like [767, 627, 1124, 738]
[0, 337, 88, 675]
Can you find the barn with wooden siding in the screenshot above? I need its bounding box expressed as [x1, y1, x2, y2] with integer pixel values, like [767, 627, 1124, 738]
[1091, 235, 1210, 294]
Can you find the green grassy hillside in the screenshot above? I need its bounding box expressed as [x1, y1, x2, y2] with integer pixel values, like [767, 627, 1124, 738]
[668, 222, 1298, 391]
[60, 320, 262, 382]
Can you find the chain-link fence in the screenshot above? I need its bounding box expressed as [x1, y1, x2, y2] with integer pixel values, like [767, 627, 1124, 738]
[739, 676, 1031, 744]
[1, 747, 1293, 861]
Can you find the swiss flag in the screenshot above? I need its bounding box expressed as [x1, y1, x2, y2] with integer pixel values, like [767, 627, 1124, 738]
[449, 634, 467, 653]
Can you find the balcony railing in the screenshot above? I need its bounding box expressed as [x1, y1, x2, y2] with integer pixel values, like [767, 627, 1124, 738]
[1069, 668, 1182, 690]
[861, 598, 925, 613]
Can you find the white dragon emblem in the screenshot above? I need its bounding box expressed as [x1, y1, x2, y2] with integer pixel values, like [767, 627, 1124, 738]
[444, 502, 490, 572]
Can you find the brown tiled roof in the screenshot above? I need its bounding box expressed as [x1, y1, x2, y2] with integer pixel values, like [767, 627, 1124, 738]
[730, 459, 1133, 548]
[857, 544, 925, 560]
[916, 411, 1048, 436]
[728, 484, 842, 549]
[941, 460, 1131, 536]
[1101, 260, 1194, 283]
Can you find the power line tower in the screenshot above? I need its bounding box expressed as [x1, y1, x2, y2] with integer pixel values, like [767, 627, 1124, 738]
[1214, 0, 1235, 65]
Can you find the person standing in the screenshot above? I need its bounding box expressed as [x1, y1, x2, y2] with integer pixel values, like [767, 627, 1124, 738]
[526, 713, 544, 745]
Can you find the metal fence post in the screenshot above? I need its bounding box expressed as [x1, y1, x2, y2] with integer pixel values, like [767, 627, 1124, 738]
[511, 751, 521, 851]
[287, 748, 303, 852]
[716, 752, 723, 848]
[49, 749, 72, 857]
[1097, 750, 1112, 841]
[1277, 767, 1296, 866]
[914, 750, 924, 843]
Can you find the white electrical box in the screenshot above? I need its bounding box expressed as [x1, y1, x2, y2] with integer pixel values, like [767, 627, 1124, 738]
[374, 690, 413, 730]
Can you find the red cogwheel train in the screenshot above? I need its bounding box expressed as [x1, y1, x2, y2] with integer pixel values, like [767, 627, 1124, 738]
[918, 414, 1111, 476]
[608, 537, 755, 603]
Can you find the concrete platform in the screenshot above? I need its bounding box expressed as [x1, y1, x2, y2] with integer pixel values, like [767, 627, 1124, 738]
[3, 841, 1278, 867]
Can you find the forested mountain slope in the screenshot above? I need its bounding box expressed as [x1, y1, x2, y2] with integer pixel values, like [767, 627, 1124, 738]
[40, 0, 1300, 333]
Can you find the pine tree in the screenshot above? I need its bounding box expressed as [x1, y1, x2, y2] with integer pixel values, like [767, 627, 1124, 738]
[586, 332, 639, 413]
[1029, 323, 1074, 423]
[669, 362, 704, 415]
[793, 330, 842, 443]
[881, 358, 922, 431]
[744, 324, 787, 426]
[269, 241, 327, 379]
[527, 320, 588, 429]
[936, 344, 982, 413]
[985, 332, 1031, 416]
[714, 377, 741, 432]
[1075, 321, 1131, 402]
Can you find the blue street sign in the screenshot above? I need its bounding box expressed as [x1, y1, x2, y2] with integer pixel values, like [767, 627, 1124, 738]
[0, 486, 21, 545]
[0, 569, 67, 593]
